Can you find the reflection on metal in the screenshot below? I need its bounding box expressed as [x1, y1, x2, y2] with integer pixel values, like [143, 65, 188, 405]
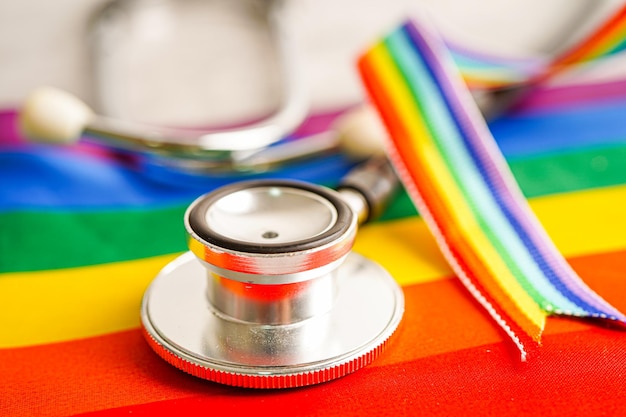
[141, 179, 404, 388]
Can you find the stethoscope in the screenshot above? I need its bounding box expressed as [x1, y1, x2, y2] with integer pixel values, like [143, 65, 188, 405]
[18, 0, 528, 182]
[18, 0, 404, 387]
[18, 0, 605, 179]
[141, 157, 405, 388]
[19, 0, 362, 181]
[17, 0, 606, 388]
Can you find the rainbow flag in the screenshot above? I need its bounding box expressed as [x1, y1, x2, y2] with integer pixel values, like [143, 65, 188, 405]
[4, 14, 626, 416]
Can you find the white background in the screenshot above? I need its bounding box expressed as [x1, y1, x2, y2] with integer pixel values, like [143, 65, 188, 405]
[0, 0, 622, 126]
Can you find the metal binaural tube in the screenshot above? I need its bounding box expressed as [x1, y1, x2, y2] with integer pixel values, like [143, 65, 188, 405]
[82, 0, 308, 157]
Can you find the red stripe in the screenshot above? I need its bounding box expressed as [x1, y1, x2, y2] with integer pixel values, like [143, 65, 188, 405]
[2, 249, 625, 416]
[74, 326, 626, 417]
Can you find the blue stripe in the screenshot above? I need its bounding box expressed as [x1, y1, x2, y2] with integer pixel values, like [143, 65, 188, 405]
[490, 101, 626, 159]
[0, 145, 354, 211]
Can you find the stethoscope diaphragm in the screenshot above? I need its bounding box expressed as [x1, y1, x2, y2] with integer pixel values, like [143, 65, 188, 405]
[140, 179, 404, 388]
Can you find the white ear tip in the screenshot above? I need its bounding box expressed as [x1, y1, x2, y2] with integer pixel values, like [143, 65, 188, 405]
[19, 87, 93, 144]
[334, 105, 387, 160]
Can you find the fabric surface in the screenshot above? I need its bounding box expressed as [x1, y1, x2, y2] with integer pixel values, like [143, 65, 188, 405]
[3, 48, 626, 417]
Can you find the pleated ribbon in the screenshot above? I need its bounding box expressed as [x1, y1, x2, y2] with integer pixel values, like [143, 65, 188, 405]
[358, 19, 626, 360]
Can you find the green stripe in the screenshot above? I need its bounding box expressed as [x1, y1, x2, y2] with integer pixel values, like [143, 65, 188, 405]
[2, 145, 626, 273]
[0, 206, 188, 273]
[507, 146, 626, 198]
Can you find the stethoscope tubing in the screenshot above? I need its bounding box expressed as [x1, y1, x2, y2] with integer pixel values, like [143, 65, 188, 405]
[87, 0, 308, 157]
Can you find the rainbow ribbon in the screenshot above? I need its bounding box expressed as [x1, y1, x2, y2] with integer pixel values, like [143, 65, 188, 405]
[451, 4, 626, 89]
[358, 19, 626, 360]
[551, 4, 626, 67]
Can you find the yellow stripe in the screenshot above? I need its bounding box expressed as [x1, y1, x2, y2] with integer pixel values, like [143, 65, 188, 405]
[530, 185, 626, 257]
[355, 217, 453, 286]
[2, 184, 626, 348]
[369, 45, 545, 329]
[0, 254, 179, 348]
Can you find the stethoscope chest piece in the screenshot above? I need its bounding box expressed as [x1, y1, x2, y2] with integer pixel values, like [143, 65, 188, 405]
[141, 179, 404, 388]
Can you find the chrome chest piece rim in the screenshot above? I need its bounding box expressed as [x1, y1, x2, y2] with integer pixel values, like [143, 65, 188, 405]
[141, 179, 404, 388]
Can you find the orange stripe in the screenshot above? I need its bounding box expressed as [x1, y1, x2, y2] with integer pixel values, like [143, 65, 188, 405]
[3, 248, 623, 416]
[0, 330, 207, 417]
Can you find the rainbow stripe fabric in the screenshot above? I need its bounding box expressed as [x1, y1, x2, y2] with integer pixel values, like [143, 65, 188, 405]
[451, 4, 626, 89]
[551, 4, 626, 68]
[358, 19, 626, 359]
[4, 10, 626, 416]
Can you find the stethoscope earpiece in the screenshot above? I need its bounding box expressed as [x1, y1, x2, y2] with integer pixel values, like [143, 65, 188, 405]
[141, 179, 404, 388]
